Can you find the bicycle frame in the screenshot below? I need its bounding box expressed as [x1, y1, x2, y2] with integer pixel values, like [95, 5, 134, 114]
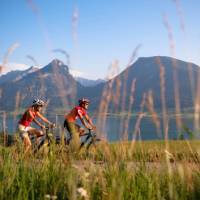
[66, 129, 101, 149]
[29, 127, 53, 153]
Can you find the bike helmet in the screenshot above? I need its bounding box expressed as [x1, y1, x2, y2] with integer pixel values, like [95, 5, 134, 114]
[78, 98, 90, 105]
[32, 98, 45, 106]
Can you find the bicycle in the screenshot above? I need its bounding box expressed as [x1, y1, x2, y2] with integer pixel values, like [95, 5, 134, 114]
[29, 126, 55, 154]
[65, 128, 103, 151]
[79, 129, 102, 150]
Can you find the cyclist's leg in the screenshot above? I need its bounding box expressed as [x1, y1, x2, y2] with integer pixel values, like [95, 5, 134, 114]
[64, 120, 72, 144]
[79, 127, 85, 136]
[18, 124, 32, 153]
[27, 128, 45, 148]
[64, 120, 80, 151]
[28, 128, 44, 137]
[64, 120, 80, 143]
[72, 124, 82, 152]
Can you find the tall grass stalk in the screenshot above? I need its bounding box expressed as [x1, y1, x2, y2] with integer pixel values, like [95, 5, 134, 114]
[1, 141, 200, 199]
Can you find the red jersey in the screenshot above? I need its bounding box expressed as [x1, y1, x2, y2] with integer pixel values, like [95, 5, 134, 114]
[19, 107, 37, 127]
[65, 106, 87, 122]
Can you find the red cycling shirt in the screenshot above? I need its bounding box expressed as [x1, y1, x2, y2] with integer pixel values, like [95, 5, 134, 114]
[65, 106, 87, 122]
[19, 107, 37, 127]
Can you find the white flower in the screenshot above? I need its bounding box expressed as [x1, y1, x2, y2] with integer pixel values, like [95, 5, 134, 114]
[45, 194, 57, 199]
[45, 194, 51, 199]
[77, 187, 88, 198]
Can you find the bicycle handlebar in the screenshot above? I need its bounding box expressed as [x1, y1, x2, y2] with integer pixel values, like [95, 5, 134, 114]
[44, 123, 56, 130]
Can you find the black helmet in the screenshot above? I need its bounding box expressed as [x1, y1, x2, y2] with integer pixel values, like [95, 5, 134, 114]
[78, 98, 90, 105]
[32, 99, 45, 106]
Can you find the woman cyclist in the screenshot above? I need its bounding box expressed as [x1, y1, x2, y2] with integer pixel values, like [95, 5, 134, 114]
[18, 99, 55, 153]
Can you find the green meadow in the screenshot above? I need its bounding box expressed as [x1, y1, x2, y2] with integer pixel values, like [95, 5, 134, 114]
[0, 140, 200, 200]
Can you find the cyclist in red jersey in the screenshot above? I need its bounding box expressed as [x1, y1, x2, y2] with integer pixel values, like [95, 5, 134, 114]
[64, 98, 96, 145]
[18, 99, 54, 152]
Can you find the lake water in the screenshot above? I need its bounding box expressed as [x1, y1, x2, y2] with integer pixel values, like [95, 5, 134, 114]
[0, 113, 196, 141]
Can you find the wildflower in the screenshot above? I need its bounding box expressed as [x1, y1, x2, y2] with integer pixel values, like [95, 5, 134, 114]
[77, 187, 88, 198]
[45, 194, 57, 199]
[45, 194, 51, 199]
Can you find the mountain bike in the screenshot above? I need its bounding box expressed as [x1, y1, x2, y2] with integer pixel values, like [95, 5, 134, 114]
[79, 129, 102, 150]
[65, 128, 104, 151]
[29, 126, 55, 154]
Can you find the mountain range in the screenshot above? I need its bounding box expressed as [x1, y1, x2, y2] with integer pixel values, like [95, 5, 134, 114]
[74, 77, 105, 87]
[0, 56, 199, 113]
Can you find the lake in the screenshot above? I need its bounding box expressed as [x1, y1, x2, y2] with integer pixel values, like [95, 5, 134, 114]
[0, 113, 196, 141]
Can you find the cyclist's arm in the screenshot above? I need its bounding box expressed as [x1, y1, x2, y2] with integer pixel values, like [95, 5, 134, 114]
[84, 114, 96, 129]
[33, 118, 44, 128]
[79, 117, 89, 129]
[36, 112, 52, 125]
[85, 114, 94, 126]
[77, 111, 90, 129]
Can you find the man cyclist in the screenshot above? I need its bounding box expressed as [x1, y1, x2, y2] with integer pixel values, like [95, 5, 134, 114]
[18, 99, 55, 153]
[64, 98, 96, 147]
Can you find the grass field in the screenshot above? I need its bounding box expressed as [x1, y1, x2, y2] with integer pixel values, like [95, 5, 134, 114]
[0, 140, 200, 200]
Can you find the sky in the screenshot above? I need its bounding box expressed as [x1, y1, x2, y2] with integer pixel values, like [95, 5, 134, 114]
[0, 0, 200, 79]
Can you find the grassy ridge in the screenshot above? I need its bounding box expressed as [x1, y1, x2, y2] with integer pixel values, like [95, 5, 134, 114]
[0, 141, 200, 199]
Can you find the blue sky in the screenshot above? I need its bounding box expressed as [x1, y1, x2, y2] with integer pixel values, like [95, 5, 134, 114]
[0, 0, 200, 79]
